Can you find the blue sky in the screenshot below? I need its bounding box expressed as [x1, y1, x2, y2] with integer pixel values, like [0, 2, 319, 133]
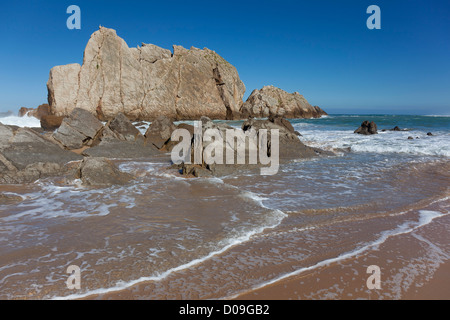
[0, 0, 449, 115]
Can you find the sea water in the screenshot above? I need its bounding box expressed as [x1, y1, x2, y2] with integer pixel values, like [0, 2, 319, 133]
[0, 114, 448, 299]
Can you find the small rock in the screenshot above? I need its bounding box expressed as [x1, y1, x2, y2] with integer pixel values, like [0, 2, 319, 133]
[41, 115, 64, 131]
[76, 157, 134, 186]
[408, 136, 414, 140]
[108, 113, 142, 142]
[427, 132, 433, 136]
[145, 116, 177, 150]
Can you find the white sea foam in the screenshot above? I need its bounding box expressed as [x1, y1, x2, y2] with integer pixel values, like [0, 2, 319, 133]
[51, 206, 287, 300]
[297, 126, 450, 157]
[229, 209, 448, 299]
[0, 115, 41, 127]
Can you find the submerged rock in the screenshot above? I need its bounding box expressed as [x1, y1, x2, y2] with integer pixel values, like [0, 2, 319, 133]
[0, 193, 23, 205]
[75, 157, 134, 186]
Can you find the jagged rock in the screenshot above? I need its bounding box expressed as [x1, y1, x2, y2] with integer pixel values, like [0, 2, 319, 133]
[0, 123, 82, 184]
[53, 108, 103, 150]
[354, 121, 378, 135]
[0, 124, 82, 170]
[240, 86, 327, 119]
[41, 115, 64, 131]
[241, 117, 330, 160]
[48, 27, 245, 121]
[145, 116, 178, 150]
[75, 157, 134, 186]
[174, 116, 332, 177]
[108, 113, 142, 142]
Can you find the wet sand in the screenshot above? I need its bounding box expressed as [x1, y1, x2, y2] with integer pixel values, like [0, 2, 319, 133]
[236, 213, 450, 300]
[1, 157, 448, 300]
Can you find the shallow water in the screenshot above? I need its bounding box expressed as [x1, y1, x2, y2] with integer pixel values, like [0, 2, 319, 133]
[0, 115, 448, 299]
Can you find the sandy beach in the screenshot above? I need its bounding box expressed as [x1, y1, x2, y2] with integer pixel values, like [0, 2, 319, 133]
[236, 212, 450, 300]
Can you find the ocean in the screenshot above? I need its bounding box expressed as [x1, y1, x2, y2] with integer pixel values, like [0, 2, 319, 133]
[0, 114, 449, 299]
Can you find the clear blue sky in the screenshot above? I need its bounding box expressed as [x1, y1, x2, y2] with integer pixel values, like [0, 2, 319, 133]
[1, 0, 449, 115]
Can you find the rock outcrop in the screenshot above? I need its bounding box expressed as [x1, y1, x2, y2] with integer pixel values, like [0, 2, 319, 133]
[240, 86, 327, 119]
[354, 121, 378, 135]
[175, 116, 333, 177]
[52, 108, 161, 159]
[144, 116, 178, 150]
[0, 123, 82, 184]
[53, 108, 103, 150]
[241, 116, 331, 160]
[47, 27, 246, 121]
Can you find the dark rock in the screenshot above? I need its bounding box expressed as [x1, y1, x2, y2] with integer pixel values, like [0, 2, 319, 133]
[0, 123, 82, 184]
[0, 125, 82, 170]
[53, 108, 103, 150]
[268, 114, 295, 133]
[75, 157, 134, 186]
[354, 121, 378, 135]
[34, 104, 51, 120]
[145, 116, 177, 150]
[108, 113, 142, 142]
[427, 132, 433, 136]
[408, 136, 414, 140]
[242, 117, 325, 160]
[392, 126, 401, 131]
[41, 115, 64, 131]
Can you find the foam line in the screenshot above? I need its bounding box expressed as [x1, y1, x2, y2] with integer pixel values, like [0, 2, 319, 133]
[229, 209, 448, 299]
